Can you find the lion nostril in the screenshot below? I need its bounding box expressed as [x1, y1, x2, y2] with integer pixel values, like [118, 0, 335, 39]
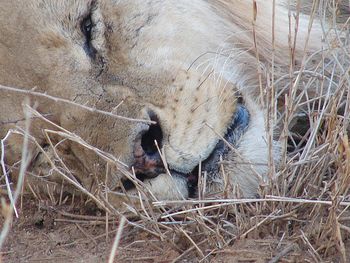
[131, 111, 164, 180]
[127, 120, 163, 189]
[141, 112, 163, 155]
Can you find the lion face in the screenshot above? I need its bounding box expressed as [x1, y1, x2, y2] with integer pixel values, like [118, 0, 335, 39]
[0, 0, 279, 202]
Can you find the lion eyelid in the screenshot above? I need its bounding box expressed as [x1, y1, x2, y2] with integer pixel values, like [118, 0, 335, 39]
[80, 1, 104, 60]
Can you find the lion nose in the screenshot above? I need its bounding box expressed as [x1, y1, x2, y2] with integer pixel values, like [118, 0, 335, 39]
[132, 112, 165, 178]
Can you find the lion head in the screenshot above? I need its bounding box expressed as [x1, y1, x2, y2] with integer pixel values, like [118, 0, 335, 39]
[0, 0, 285, 205]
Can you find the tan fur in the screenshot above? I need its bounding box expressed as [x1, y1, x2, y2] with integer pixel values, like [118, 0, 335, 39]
[0, 0, 326, 203]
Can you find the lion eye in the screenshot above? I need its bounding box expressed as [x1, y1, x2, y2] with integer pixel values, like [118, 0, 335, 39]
[81, 15, 97, 59]
[82, 16, 93, 39]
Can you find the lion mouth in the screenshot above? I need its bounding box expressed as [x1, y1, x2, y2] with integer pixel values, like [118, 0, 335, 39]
[123, 105, 250, 194]
[185, 104, 250, 195]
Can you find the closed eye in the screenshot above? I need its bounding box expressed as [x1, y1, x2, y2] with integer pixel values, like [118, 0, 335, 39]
[81, 14, 97, 59]
[82, 15, 93, 42]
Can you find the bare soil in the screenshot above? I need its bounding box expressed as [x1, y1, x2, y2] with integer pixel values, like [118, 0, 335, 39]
[2, 196, 349, 263]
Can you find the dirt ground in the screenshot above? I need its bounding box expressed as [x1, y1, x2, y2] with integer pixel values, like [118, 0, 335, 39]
[1, 195, 349, 263]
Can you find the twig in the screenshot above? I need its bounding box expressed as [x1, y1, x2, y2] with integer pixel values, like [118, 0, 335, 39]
[0, 84, 155, 124]
[171, 240, 207, 263]
[240, 210, 280, 238]
[108, 216, 127, 263]
[57, 210, 114, 221]
[75, 223, 98, 245]
[0, 100, 32, 250]
[180, 229, 205, 259]
[0, 130, 18, 218]
[54, 219, 111, 225]
[155, 196, 350, 207]
[300, 230, 322, 262]
[268, 244, 297, 263]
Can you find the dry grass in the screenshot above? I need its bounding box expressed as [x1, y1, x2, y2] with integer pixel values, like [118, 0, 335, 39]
[1, 1, 350, 262]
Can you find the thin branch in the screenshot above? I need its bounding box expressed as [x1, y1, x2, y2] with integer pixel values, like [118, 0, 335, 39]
[0, 84, 155, 124]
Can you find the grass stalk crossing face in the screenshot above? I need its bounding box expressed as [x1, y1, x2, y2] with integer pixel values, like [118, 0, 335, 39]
[0, 1, 349, 261]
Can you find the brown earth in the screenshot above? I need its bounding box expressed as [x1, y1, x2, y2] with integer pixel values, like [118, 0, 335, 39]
[2, 195, 349, 263]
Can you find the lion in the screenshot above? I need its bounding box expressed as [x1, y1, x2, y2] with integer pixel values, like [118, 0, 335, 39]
[0, 0, 331, 205]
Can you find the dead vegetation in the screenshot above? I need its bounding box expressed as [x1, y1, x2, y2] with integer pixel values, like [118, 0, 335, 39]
[1, 1, 350, 262]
